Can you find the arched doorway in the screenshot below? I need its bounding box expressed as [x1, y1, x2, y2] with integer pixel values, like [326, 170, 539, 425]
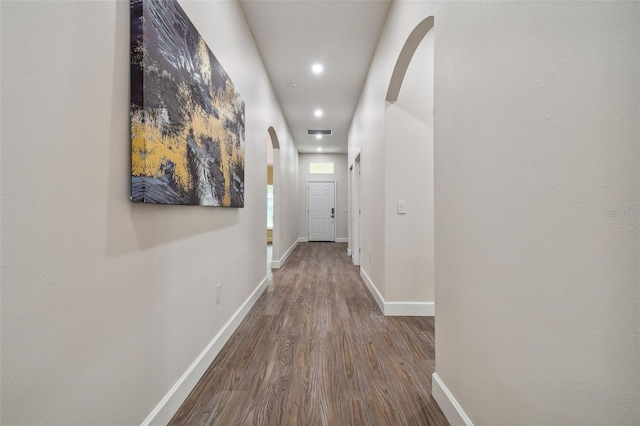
[267, 126, 281, 270]
[386, 16, 434, 102]
[382, 15, 435, 313]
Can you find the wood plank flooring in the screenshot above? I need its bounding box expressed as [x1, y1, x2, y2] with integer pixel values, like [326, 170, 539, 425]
[170, 243, 448, 426]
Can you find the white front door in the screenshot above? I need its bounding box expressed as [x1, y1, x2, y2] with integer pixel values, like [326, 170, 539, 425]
[308, 181, 335, 242]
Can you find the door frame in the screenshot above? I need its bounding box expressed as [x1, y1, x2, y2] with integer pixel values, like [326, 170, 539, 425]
[351, 154, 361, 265]
[307, 180, 337, 242]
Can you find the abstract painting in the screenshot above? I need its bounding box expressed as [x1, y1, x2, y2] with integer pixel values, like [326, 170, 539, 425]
[130, 0, 245, 207]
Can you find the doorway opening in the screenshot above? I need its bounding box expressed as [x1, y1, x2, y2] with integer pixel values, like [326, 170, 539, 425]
[267, 126, 280, 270]
[384, 16, 435, 308]
[307, 181, 336, 242]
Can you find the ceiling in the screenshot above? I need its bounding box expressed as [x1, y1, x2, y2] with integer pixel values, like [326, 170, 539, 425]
[240, 0, 392, 154]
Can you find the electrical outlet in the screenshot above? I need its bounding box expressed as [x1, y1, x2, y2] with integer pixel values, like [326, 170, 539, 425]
[216, 283, 222, 304]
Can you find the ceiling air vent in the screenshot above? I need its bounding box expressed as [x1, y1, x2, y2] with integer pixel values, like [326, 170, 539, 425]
[307, 129, 332, 135]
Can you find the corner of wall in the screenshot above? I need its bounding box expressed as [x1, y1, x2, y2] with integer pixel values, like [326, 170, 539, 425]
[142, 275, 270, 426]
[432, 373, 474, 426]
[360, 267, 385, 314]
[271, 238, 299, 269]
[360, 267, 434, 316]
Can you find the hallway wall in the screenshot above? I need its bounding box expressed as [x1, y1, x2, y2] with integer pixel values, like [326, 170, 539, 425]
[350, 0, 639, 424]
[298, 153, 349, 242]
[384, 28, 434, 303]
[273, 134, 299, 262]
[0, 1, 297, 424]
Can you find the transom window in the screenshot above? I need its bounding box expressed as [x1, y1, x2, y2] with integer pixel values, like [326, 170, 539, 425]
[309, 162, 334, 174]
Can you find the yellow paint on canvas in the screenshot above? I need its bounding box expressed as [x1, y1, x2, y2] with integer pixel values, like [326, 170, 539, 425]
[133, 79, 244, 206]
[131, 111, 192, 193]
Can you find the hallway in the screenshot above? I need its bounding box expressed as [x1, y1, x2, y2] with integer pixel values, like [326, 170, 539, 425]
[170, 243, 448, 425]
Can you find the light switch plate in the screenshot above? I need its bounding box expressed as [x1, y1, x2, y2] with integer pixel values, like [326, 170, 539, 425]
[398, 201, 406, 214]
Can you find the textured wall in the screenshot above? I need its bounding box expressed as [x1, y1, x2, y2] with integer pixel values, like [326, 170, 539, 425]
[350, 0, 639, 423]
[434, 2, 639, 423]
[0, 1, 296, 424]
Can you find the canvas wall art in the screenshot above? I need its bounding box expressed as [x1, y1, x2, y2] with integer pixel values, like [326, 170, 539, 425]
[130, 0, 245, 207]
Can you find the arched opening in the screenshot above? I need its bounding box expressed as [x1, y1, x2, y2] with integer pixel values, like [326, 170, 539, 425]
[386, 16, 434, 102]
[382, 16, 435, 313]
[267, 126, 281, 270]
[267, 126, 280, 149]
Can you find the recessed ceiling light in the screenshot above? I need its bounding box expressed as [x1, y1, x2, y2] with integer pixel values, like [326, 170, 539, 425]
[314, 109, 323, 117]
[311, 63, 324, 74]
[288, 81, 297, 88]
[317, 148, 322, 152]
[315, 134, 322, 139]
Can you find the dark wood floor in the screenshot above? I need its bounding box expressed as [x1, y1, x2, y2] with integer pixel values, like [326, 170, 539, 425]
[170, 243, 448, 425]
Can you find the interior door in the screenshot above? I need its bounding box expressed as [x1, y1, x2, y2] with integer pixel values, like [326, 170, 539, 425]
[308, 181, 335, 242]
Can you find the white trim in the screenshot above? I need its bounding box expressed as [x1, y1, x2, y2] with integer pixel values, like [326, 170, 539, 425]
[141, 275, 270, 426]
[432, 373, 474, 426]
[360, 268, 434, 317]
[347, 248, 352, 256]
[385, 301, 434, 316]
[271, 239, 298, 269]
[297, 237, 308, 243]
[336, 237, 348, 243]
[351, 155, 361, 266]
[360, 268, 384, 314]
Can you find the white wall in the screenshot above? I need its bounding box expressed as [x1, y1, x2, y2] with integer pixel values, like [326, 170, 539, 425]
[266, 125, 299, 264]
[350, 0, 639, 424]
[348, 4, 435, 305]
[298, 153, 348, 242]
[384, 29, 434, 303]
[269, 132, 298, 265]
[0, 1, 296, 424]
[280, 140, 299, 257]
[348, 79, 387, 296]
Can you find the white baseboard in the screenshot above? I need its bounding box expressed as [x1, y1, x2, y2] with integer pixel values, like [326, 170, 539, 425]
[360, 268, 434, 317]
[141, 275, 270, 426]
[271, 239, 299, 269]
[432, 373, 474, 426]
[298, 237, 347, 243]
[360, 268, 385, 314]
[385, 301, 434, 316]
[347, 248, 352, 256]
